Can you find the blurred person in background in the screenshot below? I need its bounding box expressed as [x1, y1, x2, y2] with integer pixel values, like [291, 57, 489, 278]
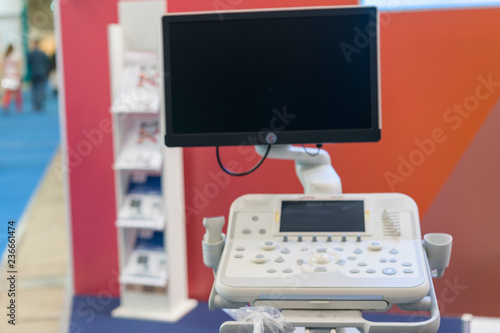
[49, 51, 58, 96]
[28, 39, 50, 111]
[1, 44, 23, 114]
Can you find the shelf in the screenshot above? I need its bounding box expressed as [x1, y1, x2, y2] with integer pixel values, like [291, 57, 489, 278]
[108, 0, 196, 321]
[113, 151, 163, 172]
[111, 51, 160, 114]
[116, 215, 165, 230]
[113, 116, 162, 171]
[119, 273, 168, 287]
[113, 151, 163, 171]
[117, 177, 164, 229]
[120, 231, 168, 287]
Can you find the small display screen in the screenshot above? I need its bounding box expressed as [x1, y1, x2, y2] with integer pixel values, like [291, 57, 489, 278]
[280, 200, 365, 232]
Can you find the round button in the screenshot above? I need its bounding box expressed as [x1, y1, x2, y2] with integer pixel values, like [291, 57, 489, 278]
[389, 248, 399, 255]
[382, 267, 397, 275]
[366, 269, 376, 274]
[404, 269, 414, 274]
[254, 255, 266, 264]
[234, 254, 243, 259]
[335, 247, 344, 252]
[267, 268, 277, 273]
[275, 256, 285, 263]
[402, 262, 413, 267]
[316, 247, 327, 253]
[379, 258, 387, 263]
[236, 247, 245, 251]
[389, 258, 398, 263]
[283, 268, 293, 273]
[369, 241, 383, 251]
[258, 229, 267, 234]
[347, 256, 357, 260]
[301, 247, 309, 252]
[252, 216, 259, 221]
[242, 228, 251, 234]
[350, 269, 360, 273]
[281, 248, 290, 254]
[262, 242, 276, 251]
[311, 253, 331, 265]
[357, 262, 367, 267]
[354, 248, 363, 255]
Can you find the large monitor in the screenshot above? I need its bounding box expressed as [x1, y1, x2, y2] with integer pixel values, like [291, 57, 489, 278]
[162, 6, 380, 147]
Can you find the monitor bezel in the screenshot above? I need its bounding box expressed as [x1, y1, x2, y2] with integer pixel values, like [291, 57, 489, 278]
[162, 6, 381, 147]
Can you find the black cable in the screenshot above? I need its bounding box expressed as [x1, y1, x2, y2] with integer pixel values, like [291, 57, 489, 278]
[216, 145, 271, 176]
[301, 144, 323, 156]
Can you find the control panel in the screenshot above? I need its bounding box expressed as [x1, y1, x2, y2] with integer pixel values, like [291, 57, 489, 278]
[215, 193, 431, 307]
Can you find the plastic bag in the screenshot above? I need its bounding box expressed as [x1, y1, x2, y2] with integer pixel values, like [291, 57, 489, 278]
[226, 306, 295, 333]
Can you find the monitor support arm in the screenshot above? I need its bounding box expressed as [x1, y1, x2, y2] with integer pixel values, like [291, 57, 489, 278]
[255, 144, 342, 195]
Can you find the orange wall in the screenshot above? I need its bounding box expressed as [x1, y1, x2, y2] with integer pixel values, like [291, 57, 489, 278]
[60, 0, 500, 317]
[175, 5, 500, 316]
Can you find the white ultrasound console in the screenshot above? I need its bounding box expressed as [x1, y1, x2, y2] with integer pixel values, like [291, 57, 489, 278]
[213, 193, 431, 310]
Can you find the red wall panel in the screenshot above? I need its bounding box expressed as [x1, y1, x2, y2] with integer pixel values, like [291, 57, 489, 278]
[168, 0, 357, 12]
[59, 0, 120, 296]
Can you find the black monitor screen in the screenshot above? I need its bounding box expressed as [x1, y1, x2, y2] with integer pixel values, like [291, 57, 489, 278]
[280, 200, 365, 233]
[162, 7, 380, 147]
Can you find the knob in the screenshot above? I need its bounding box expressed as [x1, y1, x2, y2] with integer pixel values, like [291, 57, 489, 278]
[326, 235, 332, 242]
[356, 235, 362, 242]
[283, 235, 288, 242]
[312, 235, 317, 242]
[311, 253, 332, 265]
[341, 235, 347, 242]
[298, 235, 303, 242]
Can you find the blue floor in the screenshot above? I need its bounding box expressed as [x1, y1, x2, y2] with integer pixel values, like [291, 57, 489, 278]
[70, 298, 461, 333]
[0, 87, 60, 259]
[70, 298, 232, 333]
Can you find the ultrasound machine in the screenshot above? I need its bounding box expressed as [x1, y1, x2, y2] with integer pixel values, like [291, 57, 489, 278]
[161, 6, 452, 333]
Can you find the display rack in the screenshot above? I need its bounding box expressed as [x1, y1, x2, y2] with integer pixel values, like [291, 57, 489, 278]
[108, 0, 197, 322]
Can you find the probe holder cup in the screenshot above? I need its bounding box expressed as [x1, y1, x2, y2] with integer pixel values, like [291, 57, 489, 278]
[202, 234, 226, 270]
[423, 233, 452, 278]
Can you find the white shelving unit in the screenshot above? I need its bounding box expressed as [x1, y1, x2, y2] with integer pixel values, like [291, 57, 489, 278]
[108, 0, 197, 322]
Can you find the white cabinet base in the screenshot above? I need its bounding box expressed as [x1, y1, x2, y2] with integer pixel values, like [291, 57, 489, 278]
[111, 299, 198, 322]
